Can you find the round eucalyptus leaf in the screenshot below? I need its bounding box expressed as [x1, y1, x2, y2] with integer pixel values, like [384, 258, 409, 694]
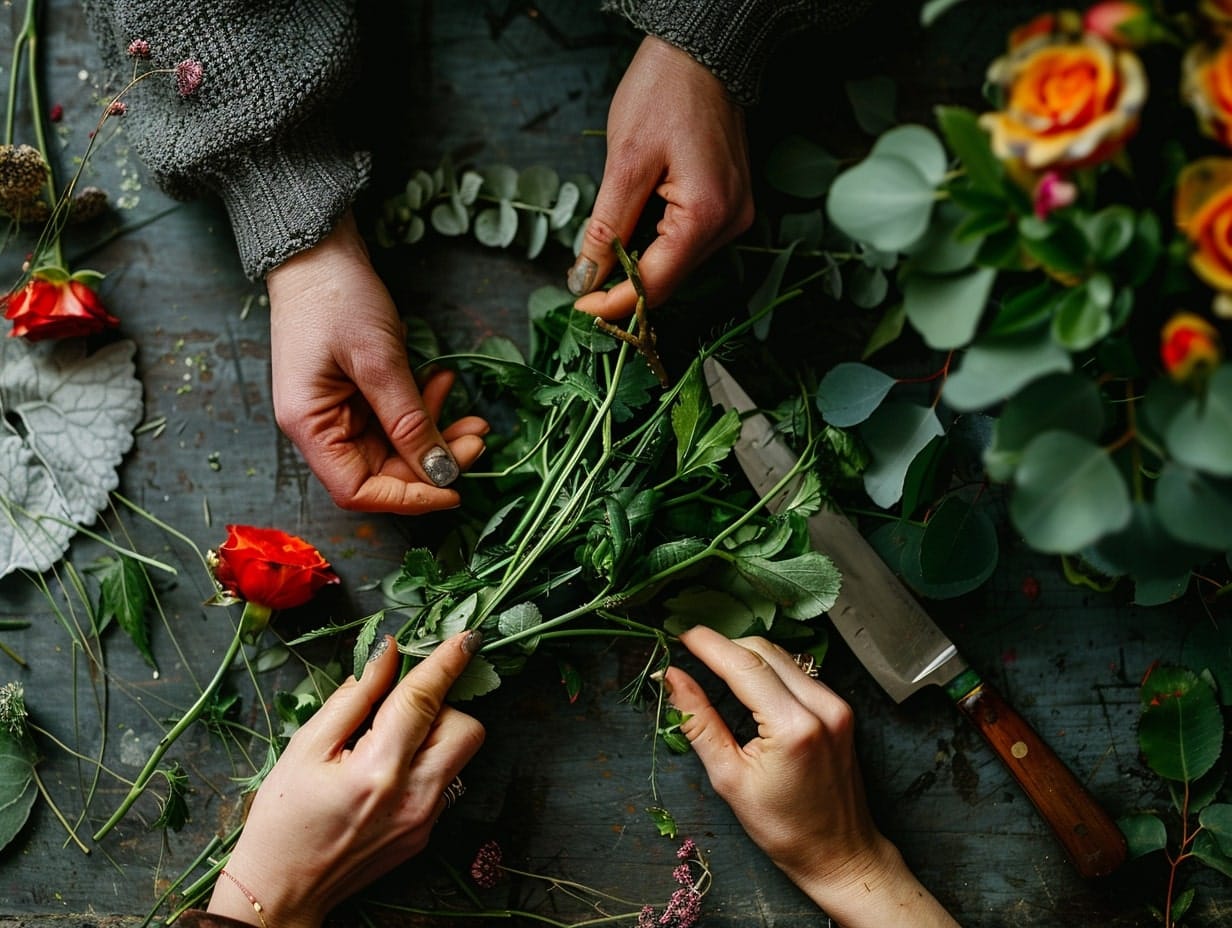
[904, 265, 996, 349]
[474, 200, 518, 248]
[846, 75, 899, 136]
[431, 197, 469, 237]
[526, 212, 549, 260]
[458, 170, 484, 207]
[867, 519, 920, 577]
[1156, 463, 1232, 549]
[1117, 813, 1168, 860]
[914, 496, 999, 596]
[904, 199, 982, 274]
[1165, 365, 1232, 477]
[779, 210, 826, 250]
[765, 134, 840, 198]
[1139, 666, 1223, 782]
[860, 401, 946, 508]
[816, 362, 897, 427]
[849, 264, 888, 308]
[1010, 431, 1130, 553]
[549, 181, 580, 230]
[1131, 571, 1192, 607]
[480, 164, 518, 201]
[517, 165, 560, 207]
[402, 213, 425, 245]
[870, 124, 948, 186]
[826, 154, 938, 252]
[943, 331, 1073, 412]
[408, 168, 437, 204]
[1093, 500, 1208, 579]
[1050, 275, 1113, 351]
[984, 373, 1105, 481]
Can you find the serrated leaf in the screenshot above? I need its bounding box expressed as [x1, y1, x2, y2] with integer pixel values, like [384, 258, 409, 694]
[447, 654, 502, 701]
[151, 762, 190, 831]
[729, 552, 841, 620]
[90, 554, 155, 670]
[0, 339, 143, 577]
[646, 806, 678, 839]
[664, 588, 759, 638]
[496, 601, 543, 644]
[352, 611, 386, 681]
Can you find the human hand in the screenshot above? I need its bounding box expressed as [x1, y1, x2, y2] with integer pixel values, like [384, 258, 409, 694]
[208, 631, 486, 928]
[567, 36, 754, 320]
[267, 210, 489, 514]
[663, 626, 960, 928]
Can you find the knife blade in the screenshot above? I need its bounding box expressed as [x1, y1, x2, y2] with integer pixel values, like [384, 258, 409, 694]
[704, 356, 1127, 880]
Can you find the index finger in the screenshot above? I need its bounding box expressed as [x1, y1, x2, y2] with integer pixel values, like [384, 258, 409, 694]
[366, 629, 483, 766]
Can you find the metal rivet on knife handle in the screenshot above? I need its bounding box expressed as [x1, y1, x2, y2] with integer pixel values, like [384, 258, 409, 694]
[955, 680, 1128, 879]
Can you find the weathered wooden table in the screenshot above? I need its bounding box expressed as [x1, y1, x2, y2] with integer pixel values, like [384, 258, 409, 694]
[1, 2, 1229, 926]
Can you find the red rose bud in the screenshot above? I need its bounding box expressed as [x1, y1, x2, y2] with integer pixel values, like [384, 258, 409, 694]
[1032, 170, 1078, 219]
[1160, 312, 1222, 382]
[3, 269, 119, 341]
[1083, 2, 1153, 47]
[212, 524, 340, 611]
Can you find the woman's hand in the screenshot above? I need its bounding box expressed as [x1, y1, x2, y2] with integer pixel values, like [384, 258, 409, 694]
[664, 625, 960, 928]
[267, 210, 489, 514]
[568, 36, 754, 320]
[207, 631, 486, 928]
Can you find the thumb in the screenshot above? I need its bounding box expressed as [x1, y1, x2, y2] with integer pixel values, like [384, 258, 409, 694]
[565, 157, 658, 305]
[661, 665, 743, 780]
[363, 354, 459, 489]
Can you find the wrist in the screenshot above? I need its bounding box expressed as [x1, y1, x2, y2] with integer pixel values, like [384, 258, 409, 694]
[266, 210, 370, 307]
[208, 860, 324, 928]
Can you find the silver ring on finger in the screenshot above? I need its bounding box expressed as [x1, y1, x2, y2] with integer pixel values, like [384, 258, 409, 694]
[441, 775, 466, 810]
[790, 652, 820, 678]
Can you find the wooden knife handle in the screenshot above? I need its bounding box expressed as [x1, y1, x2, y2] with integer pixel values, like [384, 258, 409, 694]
[955, 681, 1127, 879]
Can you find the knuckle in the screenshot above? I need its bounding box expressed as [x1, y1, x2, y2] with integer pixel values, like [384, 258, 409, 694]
[385, 406, 434, 445]
[582, 216, 618, 251]
[393, 681, 442, 723]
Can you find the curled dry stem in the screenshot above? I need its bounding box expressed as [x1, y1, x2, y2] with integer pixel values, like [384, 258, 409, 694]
[592, 238, 670, 388]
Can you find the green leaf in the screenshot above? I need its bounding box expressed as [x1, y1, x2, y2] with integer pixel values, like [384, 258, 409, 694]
[351, 611, 386, 682]
[480, 164, 518, 200]
[1156, 464, 1232, 550]
[1193, 830, 1232, 879]
[903, 266, 996, 350]
[557, 659, 583, 703]
[1084, 206, 1136, 263]
[1010, 431, 1130, 553]
[765, 135, 839, 198]
[0, 339, 144, 577]
[943, 331, 1073, 412]
[517, 165, 560, 207]
[984, 280, 1057, 338]
[983, 373, 1106, 481]
[903, 200, 983, 274]
[526, 212, 549, 259]
[549, 181, 580, 231]
[871, 124, 947, 186]
[458, 170, 483, 207]
[1117, 813, 1167, 860]
[1050, 275, 1113, 352]
[496, 601, 543, 648]
[749, 241, 798, 338]
[845, 75, 898, 135]
[430, 196, 468, 236]
[664, 588, 759, 638]
[826, 154, 938, 252]
[860, 402, 946, 507]
[1200, 804, 1232, 857]
[728, 551, 841, 620]
[1139, 665, 1223, 782]
[934, 105, 1002, 193]
[920, 0, 973, 25]
[1183, 619, 1232, 706]
[916, 497, 999, 594]
[1018, 215, 1089, 276]
[848, 264, 888, 309]
[0, 727, 36, 852]
[642, 538, 707, 576]
[646, 806, 678, 839]
[779, 210, 826, 250]
[151, 762, 190, 831]
[91, 554, 155, 670]
[816, 362, 896, 427]
[474, 201, 518, 248]
[447, 655, 502, 701]
[1165, 365, 1232, 477]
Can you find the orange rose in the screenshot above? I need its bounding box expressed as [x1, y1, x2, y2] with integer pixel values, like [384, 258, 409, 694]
[1160, 312, 1222, 382]
[979, 15, 1147, 171]
[1184, 36, 1232, 148]
[1175, 158, 1232, 294]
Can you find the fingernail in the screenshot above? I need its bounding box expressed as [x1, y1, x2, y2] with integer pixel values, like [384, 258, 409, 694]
[462, 629, 484, 654]
[650, 669, 672, 696]
[567, 257, 597, 296]
[422, 446, 459, 487]
[366, 635, 390, 664]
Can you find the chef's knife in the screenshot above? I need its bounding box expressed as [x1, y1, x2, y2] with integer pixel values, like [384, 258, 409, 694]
[704, 356, 1127, 880]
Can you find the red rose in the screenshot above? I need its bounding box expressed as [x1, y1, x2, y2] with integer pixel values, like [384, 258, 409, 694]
[1160, 312, 1222, 383]
[3, 268, 118, 341]
[212, 524, 340, 611]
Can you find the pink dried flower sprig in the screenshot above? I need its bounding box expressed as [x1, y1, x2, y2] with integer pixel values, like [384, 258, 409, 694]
[468, 836, 710, 927]
[174, 58, 204, 98]
[126, 38, 151, 59]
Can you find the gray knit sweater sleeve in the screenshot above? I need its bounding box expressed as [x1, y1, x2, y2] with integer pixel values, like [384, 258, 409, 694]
[603, 0, 872, 106]
[82, 0, 370, 280]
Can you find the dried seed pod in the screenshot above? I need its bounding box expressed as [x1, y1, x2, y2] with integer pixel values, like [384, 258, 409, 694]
[0, 192, 51, 224]
[0, 144, 49, 204]
[70, 186, 110, 224]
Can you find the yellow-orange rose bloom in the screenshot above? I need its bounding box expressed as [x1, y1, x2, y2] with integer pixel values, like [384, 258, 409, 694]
[980, 15, 1147, 171]
[1160, 312, 1222, 383]
[1176, 158, 1232, 294]
[1184, 37, 1232, 148]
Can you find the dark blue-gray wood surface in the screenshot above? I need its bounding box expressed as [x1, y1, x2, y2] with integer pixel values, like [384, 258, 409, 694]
[0, 2, 1225, 926]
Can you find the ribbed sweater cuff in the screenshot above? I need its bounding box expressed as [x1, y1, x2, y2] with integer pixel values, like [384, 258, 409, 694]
[198, 122, 372, 280]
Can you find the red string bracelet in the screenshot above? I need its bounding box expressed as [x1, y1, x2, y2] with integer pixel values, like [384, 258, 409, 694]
[219, 868, 269, 928]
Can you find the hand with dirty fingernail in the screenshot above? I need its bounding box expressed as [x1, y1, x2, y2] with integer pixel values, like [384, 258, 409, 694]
[267, 210, 489, 515]
[568, 36, 754, 322]
[208, 631, 484, 928]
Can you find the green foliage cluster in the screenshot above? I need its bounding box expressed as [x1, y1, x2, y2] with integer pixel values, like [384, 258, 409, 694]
[373, 157, 595, 260]
[754, 19, 1232, 607]
[1121, 658, 1232, 926]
